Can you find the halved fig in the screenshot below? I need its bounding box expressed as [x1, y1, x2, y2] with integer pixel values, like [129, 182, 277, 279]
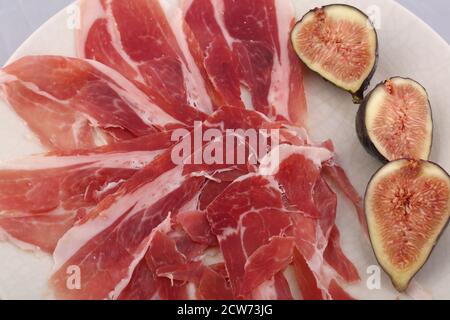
[365, 159, 450, 291]
[356, 77, 433, 162]
[291, 4, 378, 103]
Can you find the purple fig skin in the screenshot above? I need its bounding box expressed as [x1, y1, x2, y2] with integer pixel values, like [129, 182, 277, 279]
[356, 77, 433, 163]
[291, 4, 379, 104]
[364, 159, 450, 292]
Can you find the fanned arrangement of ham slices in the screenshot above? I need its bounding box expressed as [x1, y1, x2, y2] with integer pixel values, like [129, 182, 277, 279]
[0, 0, 365, 300]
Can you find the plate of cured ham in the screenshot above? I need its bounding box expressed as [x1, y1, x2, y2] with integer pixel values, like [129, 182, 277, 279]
[0, 0, 449, 300]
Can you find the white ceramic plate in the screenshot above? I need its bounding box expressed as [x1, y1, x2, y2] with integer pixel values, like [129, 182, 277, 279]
[0, 0, 449, 300]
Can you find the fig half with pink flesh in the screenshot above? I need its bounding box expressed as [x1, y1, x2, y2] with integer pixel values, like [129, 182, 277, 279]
[291, 4, 378, 103]
[366, 159, 450, 291]
[357, 77, 433, 162]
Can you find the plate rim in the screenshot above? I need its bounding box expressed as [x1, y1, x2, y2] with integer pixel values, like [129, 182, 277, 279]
[6, 0, 450, 67]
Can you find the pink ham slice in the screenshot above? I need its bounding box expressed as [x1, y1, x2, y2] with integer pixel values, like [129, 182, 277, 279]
[118, 254, 189, 300]
[119, 222, 192, 300]
[219, 0, 278, 115]
[183, 0, 244, 108]
[241, 236, 295, 294]
[289, 177, 359, 299]
[120, 214, 220, 300]
[177, 211, 217, 246]
[277, 151, 359, 299]
[0, 56, 181, 151]
[323, 162, 367, 232]
[293, 248, 324, 300]
[196, 265, 234, 300]
[183, 0, 307, 124]
[78, 0, 212, 124]
[0, 132, 173, 253]
[324, 226, 360, 283]
[121, 236, 232, 300]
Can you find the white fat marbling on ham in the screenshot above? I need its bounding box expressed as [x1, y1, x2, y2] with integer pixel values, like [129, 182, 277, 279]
[108, 215, 173, 300]
[252, 278, 277, 300]
[210, 0, 235, 47]
[259, 144, 333, 176]
[78, 0, 145, 83]
[0, 227, 42, 253]
[0, 151, 159, 171]
[268, 0, 295, 120]
[87, 60, 182, 127]
[162, 1, 213, 114]
[53, 165, 185, 271]
[0, 71, 68, 106]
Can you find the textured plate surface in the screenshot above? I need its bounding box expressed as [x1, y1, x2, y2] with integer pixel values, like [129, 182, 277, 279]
[0, 0, 449, 299]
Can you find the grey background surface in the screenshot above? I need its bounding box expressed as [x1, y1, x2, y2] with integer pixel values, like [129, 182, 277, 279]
[0, 0, 449, 65]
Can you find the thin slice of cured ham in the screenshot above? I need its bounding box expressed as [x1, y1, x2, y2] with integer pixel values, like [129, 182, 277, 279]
[79, 0, 212, 124]
[289, 178, 358, 299]
[323, 162, 367, 233]
[118, 253, 189, 300]
[177, 211, 217, 246]
[241, 236, 295, 294]
[0, 132, 173, 253]
[324, 226, 360, 283]
[183, 0, 307, 124]
[119, 217, 192, 300]
[292, 248, 323, 300]
[196, 265, 234, 300]
[0, 56, 181, 151]
[183, 0, 244, 108]
[119, 214, 225, 300]
[274, 150, 359, 300]
[206, 174, 294, 297]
